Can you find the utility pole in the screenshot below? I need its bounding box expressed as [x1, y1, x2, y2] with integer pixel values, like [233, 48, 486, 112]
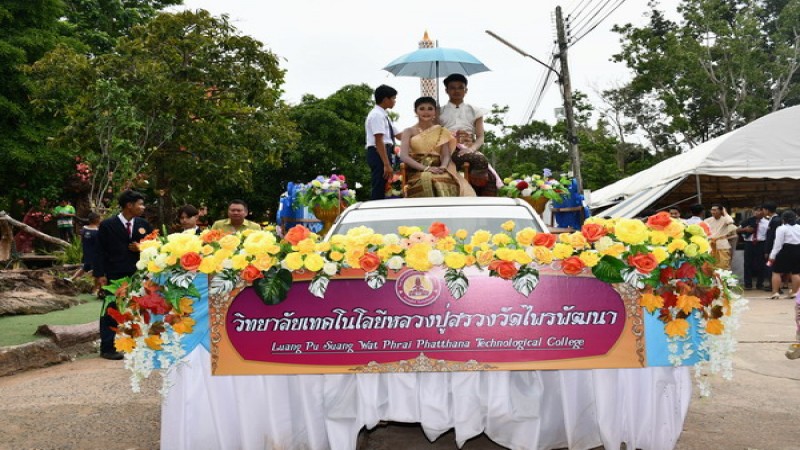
[555, 6, 583, 192]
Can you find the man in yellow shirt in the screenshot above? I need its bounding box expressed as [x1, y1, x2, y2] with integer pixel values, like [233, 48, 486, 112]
[211, 200, 261, 233]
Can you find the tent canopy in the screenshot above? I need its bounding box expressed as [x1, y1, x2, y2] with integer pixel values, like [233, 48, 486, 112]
[590, 105, 800, 217]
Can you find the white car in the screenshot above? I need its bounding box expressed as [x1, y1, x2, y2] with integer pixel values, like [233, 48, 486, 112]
[328, 197, 548, 237]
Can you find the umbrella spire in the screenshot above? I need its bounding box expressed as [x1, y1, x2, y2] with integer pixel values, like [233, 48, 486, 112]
[418, 31, 437, 99]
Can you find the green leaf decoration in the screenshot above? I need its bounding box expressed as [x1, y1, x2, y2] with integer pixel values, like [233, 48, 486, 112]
[512, 266, 540, 297]
[592, 255, 626, 284]
[253, 267, 293, 305]
[444, 268, 469, 299]
[308, 274, 330, 298]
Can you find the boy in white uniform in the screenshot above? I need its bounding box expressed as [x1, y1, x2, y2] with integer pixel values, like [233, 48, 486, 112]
[365, 85, 398, 200]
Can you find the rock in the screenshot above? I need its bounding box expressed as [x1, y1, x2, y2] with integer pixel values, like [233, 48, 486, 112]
[0, 340, 72, 377]
[0, 268, 82, 316]
[35, 322, 99, 348]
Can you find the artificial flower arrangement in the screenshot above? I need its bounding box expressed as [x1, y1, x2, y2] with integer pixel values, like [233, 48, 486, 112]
[295, 174, 357, 210]
[107, 211, 743, 395]
[385, 173, 404, 198]
[498, 168, 571, 202]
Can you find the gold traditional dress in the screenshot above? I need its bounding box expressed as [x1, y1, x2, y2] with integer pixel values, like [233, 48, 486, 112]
[406, 125, 476, 198]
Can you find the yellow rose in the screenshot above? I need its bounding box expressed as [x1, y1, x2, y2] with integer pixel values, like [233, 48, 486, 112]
[231, 254, 249, 270]
[214, 249, 233, 261]
[475, 249, 495, 267]
[614, 219, 649, 245]
[495, 247, 515, 261]
[552, 243, 574, 260]
[533, 246, 553, 264]
[514, 249, 533, 265]
[406, 243, 433, 271]
[295, 238, 316, 254]
[465, 255, 477, 266]
[304, 253, 325, 272]
[664, 220, 685, 238]
[684, 244, 699, 257]
[651, 246, 669, 263]
[165, 255, 177, 266]
[492, 233, 512, 247]
[579, 250, 601, 267]
[464, 244, 475, 253]
[515, 228, 536, 246]
[219, 235, 241, 251]
[593, 236, 614, 252]
[377, 247, 394, 261]
[690, 235, 710, 253]
[284, 252, 304, 271]
[198, 257, 217, 274]
[252, 254, 274, 271]
[600, 243, 626, 258]
[668, 239, 688, 253]
[568, 233, 588, 250]
[501, 220, 515, 231]
[139, 239, 162, 251]
[471, 230, 491, 245]
[201, 244, 215, 256]
[345, 248, 365, 268]
[243, 231, 276, 255]
[686, 224, 705, 236]
[455, 229, 468, 240]
[329, 251, 344, 262]
[369, 234, 384, 246]
[266, 244, 282, 255]
[649, 230, 668, 245]
[147, 260, 163, 273]
[444, 252, 467, 269]
[436, 236, 457, 251]
[315, 242, 331, 252]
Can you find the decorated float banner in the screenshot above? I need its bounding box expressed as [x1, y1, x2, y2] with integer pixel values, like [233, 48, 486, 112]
[209, 267, 700, 375]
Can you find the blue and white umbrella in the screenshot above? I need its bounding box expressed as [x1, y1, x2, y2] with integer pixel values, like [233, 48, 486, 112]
[383, 47, 490, 79]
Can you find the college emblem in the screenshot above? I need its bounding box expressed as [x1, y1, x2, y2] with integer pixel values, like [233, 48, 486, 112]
[395, 270, 442, 307]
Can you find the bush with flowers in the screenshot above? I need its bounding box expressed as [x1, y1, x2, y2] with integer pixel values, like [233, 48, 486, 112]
[109, 211, 743, 395]
[295, 174, 357, 210]
[498, 168, 571, 202]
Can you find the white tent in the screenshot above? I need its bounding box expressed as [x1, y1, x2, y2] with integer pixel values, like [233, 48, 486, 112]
[590, 105, 800, 217]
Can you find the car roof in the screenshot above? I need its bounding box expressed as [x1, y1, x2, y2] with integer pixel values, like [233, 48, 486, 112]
[346, 197, 529, 210]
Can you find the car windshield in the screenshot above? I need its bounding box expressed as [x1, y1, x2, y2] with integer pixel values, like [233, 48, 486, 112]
[332, 204, 544, 236]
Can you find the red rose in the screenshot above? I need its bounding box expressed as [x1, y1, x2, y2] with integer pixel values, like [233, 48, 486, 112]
[284, 225, 311, 246]
[180, 252, 202, 271]
[516, 180, 529, 190]
[646, 211, 672, 230]
[675, 262, 697, 279]
[359, 252, 382, 273]
[581, 223, 607, 242]
[698, 222, 711, 236]
[532, 233, 557, 248]
[488, 260, 518, 279]
[561, 256, 586, 275]
[428, 222, 450, 239]
[628, 253, 658, 274]
[241, 264, 264, 283]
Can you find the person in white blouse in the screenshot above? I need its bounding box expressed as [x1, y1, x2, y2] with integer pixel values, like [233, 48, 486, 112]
[767, 209, 800, 299]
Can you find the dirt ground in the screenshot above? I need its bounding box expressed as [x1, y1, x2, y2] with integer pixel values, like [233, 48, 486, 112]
[1, 292, 798, 450]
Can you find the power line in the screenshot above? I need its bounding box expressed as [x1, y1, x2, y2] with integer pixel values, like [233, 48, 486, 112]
[523, 53, 558, 124]
[570, 0, 628, 46]
[568, 0, 610, 35]
[567, 0, 593, 22]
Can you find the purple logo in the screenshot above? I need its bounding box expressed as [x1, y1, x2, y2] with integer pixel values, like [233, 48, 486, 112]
[395, 270, 441, 307]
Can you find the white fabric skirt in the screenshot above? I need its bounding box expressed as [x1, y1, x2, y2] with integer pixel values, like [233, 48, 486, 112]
[161, 347, 691, 450]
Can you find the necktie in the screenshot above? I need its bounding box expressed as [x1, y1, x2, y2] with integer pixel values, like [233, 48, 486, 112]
[126, 221, 132, 238]
[753, 219, 760, 242]
[386, 117, 396, 146]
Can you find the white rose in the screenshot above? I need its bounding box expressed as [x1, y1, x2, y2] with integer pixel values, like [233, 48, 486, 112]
[221, 258, 233, 270]
[428, 250, 444, 266]
[355, 182, 363, 189]
[154, 254, 169, 269]
[322, 262, 338, 276]
[383, 233, 400, 246]
[331, 181, 341, 189]
[522, 188, 533, 196]
[386, 256, 404, 270]
[524, 177, 532, 183]
[321, 182, 330, 190]
[136, 260, 147, 270]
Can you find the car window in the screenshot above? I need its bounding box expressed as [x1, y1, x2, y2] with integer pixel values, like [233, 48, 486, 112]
[332, 205, 543, 236]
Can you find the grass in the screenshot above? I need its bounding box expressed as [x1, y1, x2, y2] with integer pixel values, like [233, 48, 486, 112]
[0, 294, 102, 347]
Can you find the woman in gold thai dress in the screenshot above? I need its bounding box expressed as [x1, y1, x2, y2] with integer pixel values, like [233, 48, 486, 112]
[399, 97, 476, 198]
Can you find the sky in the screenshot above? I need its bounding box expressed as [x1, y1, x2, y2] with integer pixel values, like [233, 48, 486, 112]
[179, 0, 680, 131]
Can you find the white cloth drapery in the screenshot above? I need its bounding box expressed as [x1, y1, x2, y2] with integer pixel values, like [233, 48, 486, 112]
[161, 347, 691, 450]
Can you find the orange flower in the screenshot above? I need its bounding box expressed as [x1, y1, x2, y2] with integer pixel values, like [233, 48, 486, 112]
[665, 318, 690, 337]
[561, 256, 585, 275]
[180, 252, 203, 271]
[698, 222, 711, 236]
[532, 233, 557, 248]
[705, 318, 724, 335]
[142, 229, 160, 241]
[627, 253, 658, 274]
[145, 335, 163, 350]
[428, 222, 450, 239]
[581, 223, 607, 242]
[241, 264, 264, 283]
[202, 229, 225, 243]
[677, 294, 702, 314]
[115, 336, 136, 353]
[646, 211, 672, 230]
[284, 225, 311, 246]
[488, 260, 518, 279]
[639, 292, 664, 313]
[172, 316, 195, 334]
[359, 252, 382, 272]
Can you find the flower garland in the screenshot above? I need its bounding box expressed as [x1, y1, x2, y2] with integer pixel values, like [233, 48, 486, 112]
[108, 211, 742, 393]
[498, 168, 571, 202]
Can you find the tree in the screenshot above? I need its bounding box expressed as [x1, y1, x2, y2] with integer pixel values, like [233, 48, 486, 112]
[30, 10, 297, 224]
[611, 0, 800, 148]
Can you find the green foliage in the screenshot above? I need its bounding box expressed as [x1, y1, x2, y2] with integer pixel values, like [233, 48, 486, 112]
[53, 236, 83, 265]
[592, 255, 626, 284]
[254, 267, 293, 305]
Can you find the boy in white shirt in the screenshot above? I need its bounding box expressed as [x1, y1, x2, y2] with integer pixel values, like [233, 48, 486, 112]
[365, 85, 398, 200]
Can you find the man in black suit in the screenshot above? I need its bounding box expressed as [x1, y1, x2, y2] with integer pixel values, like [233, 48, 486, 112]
[94, 190, 153, 360]
[762, 201, 782, 292]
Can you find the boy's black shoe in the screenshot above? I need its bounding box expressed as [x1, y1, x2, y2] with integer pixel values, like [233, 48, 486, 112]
[100, 351, 124, 360]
